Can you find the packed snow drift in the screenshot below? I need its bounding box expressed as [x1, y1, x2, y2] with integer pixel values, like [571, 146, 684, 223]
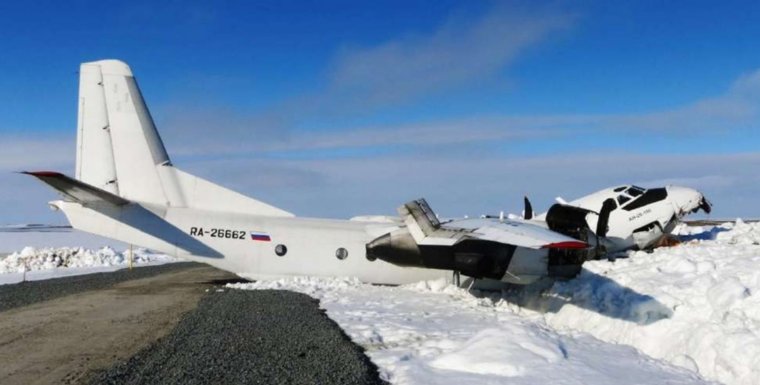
[231, 221, 760, 385]
[0, 246, 176, 284]
[524, 220, 760, 385]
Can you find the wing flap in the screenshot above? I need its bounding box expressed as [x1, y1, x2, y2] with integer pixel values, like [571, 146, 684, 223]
[466, 219, 588, 250]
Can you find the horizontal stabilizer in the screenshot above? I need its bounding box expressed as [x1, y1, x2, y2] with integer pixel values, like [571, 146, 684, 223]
[22, 171, 129, 206]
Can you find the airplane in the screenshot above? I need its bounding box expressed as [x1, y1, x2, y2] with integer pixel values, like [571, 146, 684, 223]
[23, 59, 712, 287]
[24, 59, 594, 287]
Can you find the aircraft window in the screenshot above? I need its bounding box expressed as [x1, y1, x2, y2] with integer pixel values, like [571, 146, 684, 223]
[628, 186, 645, 197]
[613, 186, 627, 192]
[275, 244, 287, 256]
[336, 247, 349, 260]
[617, 195, 631, 205]
[623, 188, 668, 211]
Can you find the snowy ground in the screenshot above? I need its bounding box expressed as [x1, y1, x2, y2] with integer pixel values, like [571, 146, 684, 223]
[3, 221, 757, 384]
[0, 246, 177, 285]
[230, 221, 760, 385]
[524, 220, 760, 385]
[0, 226, 127, 254]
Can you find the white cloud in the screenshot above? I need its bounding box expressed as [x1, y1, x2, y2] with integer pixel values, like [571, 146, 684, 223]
[157, 65, 760, 159]
[0, 135, 73, 171]
[177, 152, 760, 220]
[605, 69, 760, 133]
[327, 5, 575, 105]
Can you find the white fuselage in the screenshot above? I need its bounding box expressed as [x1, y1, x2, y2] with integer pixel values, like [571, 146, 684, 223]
[54, 200, 451, 284]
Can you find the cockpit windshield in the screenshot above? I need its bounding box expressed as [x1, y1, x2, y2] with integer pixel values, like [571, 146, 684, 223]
[615, 185, 647, 207]
[627, 185, 646, 197]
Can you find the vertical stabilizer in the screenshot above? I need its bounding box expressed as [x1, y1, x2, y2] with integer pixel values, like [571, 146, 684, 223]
[74, 59, 293, 217]
[77, 60, 172, 205]
[77, 62, 119, 194]
[99, 60, 174, 205]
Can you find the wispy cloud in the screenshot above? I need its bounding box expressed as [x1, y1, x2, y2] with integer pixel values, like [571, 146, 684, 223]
[604, 68, 760, 132]
[0, 135, 75, 224]
[156, 4, 579, 156]
[326, 5, 576, 106]
[181, 152, 760, 219]
[0, 135, 73, 171]
[159, 66, 760, 159]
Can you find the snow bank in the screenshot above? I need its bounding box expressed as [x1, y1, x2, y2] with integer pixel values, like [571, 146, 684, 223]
[523, 220, 760, 385]
[230, 277, 710, 385]
[0, 246, 176, 274]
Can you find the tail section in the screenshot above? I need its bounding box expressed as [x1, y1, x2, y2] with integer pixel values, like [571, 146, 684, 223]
[75, 60, 292, 217]
[78, 60, 170, 205]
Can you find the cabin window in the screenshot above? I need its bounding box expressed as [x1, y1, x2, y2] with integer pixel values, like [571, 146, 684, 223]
[336, 247, 349, 260]
[275, 244, 287, 256]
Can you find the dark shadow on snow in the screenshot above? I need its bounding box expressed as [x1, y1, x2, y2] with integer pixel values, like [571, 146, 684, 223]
[471, 268, 673, 325]
[202, 277, 251, 285]
[676, 226, 730, 242]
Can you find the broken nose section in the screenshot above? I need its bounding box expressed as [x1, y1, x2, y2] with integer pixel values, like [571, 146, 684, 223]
[668, 186, 712, 215]
[697, 196, 712, 214]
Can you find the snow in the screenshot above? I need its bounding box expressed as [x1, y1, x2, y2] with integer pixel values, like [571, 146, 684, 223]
[525, 220, 760, 385]
[0, 227, 127, 254]
[0, 246, 177, 285]
[3, 221, 757, 384]
[229, 278, 710, 384]
[230, 221, 760, 385]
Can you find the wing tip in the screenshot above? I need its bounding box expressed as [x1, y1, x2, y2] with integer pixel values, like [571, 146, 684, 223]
[20, 171, 66, 178]
[542, 241, 589, 250]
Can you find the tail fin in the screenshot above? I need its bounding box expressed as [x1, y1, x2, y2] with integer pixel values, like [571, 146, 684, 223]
[76, 60, 292, 217]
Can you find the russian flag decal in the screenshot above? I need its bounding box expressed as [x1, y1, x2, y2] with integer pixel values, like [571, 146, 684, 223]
[250, 231, 271, 242]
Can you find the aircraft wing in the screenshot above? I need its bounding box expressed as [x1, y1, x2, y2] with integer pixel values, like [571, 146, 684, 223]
[399, 199, 587, 250]
[366, 199, 588, 281]
[452, 219, 588, 250]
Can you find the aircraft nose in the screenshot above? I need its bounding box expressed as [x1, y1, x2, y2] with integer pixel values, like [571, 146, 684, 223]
[666, 185, 712, 215]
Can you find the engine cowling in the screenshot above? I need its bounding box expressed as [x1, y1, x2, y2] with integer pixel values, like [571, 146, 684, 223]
[366, 228, 516, 280]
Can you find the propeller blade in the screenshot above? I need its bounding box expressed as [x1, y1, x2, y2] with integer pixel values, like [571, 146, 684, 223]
[524, 196, 533, 220]
[596, 198, 616, 237]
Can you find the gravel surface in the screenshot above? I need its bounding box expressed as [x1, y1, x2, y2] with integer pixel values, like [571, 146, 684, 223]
[0, 262, 198, 312]
[89, 289, 388, 385]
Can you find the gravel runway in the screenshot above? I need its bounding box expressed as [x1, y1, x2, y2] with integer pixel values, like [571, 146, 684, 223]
[0, 262, 198, 312]
[89, 289, 387, 385]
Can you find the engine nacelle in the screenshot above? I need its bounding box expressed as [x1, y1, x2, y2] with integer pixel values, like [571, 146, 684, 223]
[366, 228, 516, 280]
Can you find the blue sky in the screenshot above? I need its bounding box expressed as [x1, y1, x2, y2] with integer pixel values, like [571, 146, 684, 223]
[1, 0, 759, 224]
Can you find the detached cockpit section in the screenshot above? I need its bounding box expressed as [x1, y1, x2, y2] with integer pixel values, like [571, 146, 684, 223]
[542, 183, 712, 255]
